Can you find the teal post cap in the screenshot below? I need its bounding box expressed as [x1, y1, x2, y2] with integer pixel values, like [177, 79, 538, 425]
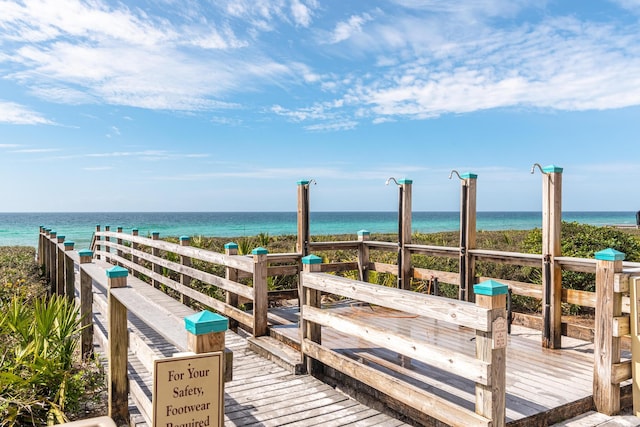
[474, 279, 508, 296]
[595, 248, 625, 261]
[132, 228, 138, 232]
[63, 240, 75, 247]
[224, 242, 238, 249]
[185, 310, 228, 335]
[252, 247, 268, 255]
[302, 254, 323, 264]
[461, 172, 478, 179]
[542, 164, 563, 174]
[45, 228, 51, 232]
[398, 178, 413, 184]
[106, 265, 128, 279]
[57, 235, 65, 240]
[297, 179, 310, 185]
[152, 231, 159, 235]
[179, 235, 190, 241]
[78, 249, 93, 257]
[357, 230, 370, 236]
[50, 230, 57, 236]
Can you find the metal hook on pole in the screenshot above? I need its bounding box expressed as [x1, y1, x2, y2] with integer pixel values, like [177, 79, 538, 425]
[530, 163, 547, 175]
[449, 170, 462, 180]
[385, 177, 400, 186]
[307, 179, 317, 186]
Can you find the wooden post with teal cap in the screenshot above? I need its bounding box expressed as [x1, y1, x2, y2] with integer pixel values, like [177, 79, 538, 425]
[104, 225, 111, 264]
[454, 172, 478, 303]
[94, 225, 101, 260]
[63, 241, 75, 300]
[301, 254, 323, 375]
[534, 164, 563, 349]
[474, 279, 507, 427]
[225, 242, 239, 332]
[185, 310, 229, 354]
[296, 180, 312, 256]
[116, 226, 123, 259]
[37, 226, 44, 270]
[151, 231, 161, 289]
[179, 236, 192, 306]
[357, 230, 370, 282]
[48, 230, 57, 292]
[78, 249, 94, 359]
[399, 179, 413, 291]
[252, 247, 269, 337]
[43, 228, 51, 278]
[105, 265, 129, 424]
[55, 235, 65, 296]
[593, 248, 625, 415]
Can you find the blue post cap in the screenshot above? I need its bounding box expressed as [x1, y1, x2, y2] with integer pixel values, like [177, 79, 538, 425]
[302, 254, 323, 265]
[152, 231, 159, 236]
[474, 279, 508, 296]
[224, 242, 238, 249]
[461, 172, 478, 179]
[57, 235, 65, 240]
[106, 265, 128, 279]
[398, 178, 413, 184]
[63, 241, 75, 247]
[252, 247, 268, 255]
[185, 310, 228, 335]
[542, 164, 563, 174]
[595, 248, 625, 261]
[179, 235, 190, 241]
[78, 249, 93, 257]
[357, 230, 370, 236]
[132, 228, 138, 232]
[297, 180, 310, 185]
[50, 230, 57, 236]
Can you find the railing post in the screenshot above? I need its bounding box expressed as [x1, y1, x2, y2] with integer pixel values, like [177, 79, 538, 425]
[541, 165, 563, 349]
[106, 265, 129, 424]
[79, 249, 94, 360]
[185, 310, 229, 354]
[48, 230, 57, 292]
[459, 172, 478, 302]
[252, 247, 268, 337]
[399, 179, 412, 291]
[152, 231, 161, 289]
[357, 230, 370, 282]
[56, 235, 65, 295]
[225, 242, 239, 332]
[296, 180, 311, 256]
[94, 225, 101, 260]
[131, 228, 139, 276]
[301, 254, 323, 375]
[474, 279, 508, 427]
[116, 226, 123, 261]
[63, 241, 75, 300]
[179, 236, 192, 306]
[593, 248, 625, 415]
[38, 226, 44, 270]
[104, 225, 111, 263]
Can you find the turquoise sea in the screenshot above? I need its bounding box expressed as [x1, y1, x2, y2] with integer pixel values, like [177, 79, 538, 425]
[0, 211, 636, 249]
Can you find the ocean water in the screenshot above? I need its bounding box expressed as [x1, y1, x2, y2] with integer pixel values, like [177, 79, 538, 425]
[0, 211, 636, 249]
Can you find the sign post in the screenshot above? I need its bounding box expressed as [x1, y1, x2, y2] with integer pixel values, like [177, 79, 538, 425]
[153, 311, 229, 427]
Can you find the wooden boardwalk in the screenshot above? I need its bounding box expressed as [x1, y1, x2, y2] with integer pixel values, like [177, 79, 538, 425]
[267, 302, 625, 426]
[85, 268, 411, 427]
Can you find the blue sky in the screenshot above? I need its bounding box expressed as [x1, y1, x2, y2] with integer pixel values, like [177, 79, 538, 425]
[1, 0, 639, 213]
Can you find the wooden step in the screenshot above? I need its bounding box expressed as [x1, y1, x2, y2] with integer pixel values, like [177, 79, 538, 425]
[248, 336, 304, 375]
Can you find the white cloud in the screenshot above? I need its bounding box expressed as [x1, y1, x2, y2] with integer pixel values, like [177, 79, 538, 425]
[291, 0, 314, 27]
[10, 148, 60, 153]
[0, 100, 53, 125]
[329, 13, 373, 44]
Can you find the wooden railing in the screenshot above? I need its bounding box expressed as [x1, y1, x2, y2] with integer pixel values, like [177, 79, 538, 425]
[299, 255, 508, 427]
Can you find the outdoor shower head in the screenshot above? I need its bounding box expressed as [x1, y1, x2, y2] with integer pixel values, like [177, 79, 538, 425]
[385, 177, 399, 186]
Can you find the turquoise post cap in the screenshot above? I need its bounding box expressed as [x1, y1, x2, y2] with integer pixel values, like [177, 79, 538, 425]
[179, 235, 190, 241]
[461, 172, 478, 179]
[151, 231, 159, 235]
[297, 180, 310, 185]
[398, 178, 413, 184]
[63, 241, 75, 247]
[595, 248, 625, 261]
[106, 265, 128, 279]
[185, 310, 228, 335]
[302, 254, 323, 265]
[357, 230, 370, 236]
[474, 279, 508, 296]
[132, 228, 138, 232]
[50, 230, 57, 236]
[57, 235, 65, 240]
[224, 242, 238, 249]
[252, 247, 268, 255]
[78, 249, 93, 257]
[542, 164, 563, 174]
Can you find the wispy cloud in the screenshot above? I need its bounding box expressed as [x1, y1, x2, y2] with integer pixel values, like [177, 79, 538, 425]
[329, 13, 373, 44]
[0, 100, 53, 125]
[83, 166, 113, 171]
[10, 148, 60, 153]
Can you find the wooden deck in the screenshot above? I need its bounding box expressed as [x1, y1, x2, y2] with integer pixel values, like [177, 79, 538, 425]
[267, 301, 627, 426]
[86, 270, 411, 426]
